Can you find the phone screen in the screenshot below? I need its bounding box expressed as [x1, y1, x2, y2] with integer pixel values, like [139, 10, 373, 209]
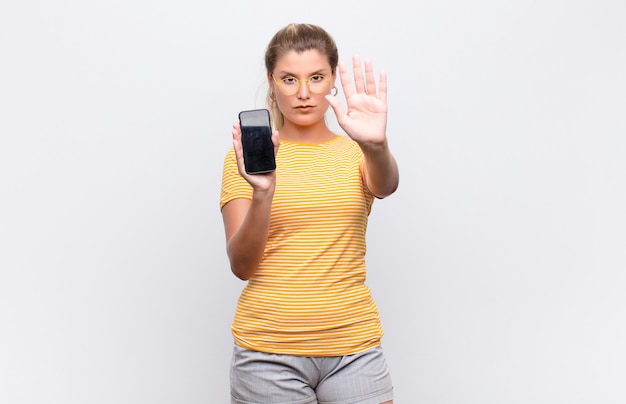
[239, 109, 276, 174]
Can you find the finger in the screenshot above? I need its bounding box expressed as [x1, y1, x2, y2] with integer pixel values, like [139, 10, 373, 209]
[337, 61, 354, 99]
[232, 121, 242, 147]
[364, 59, 377, 96]
[352, 54, 366, 93]
[378, 70, 388, 104]
[325, 94, 346, 121]
[231, 122, 246, 173]
[271, 130, 280, 155]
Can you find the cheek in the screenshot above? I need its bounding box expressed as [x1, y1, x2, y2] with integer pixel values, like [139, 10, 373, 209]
[275, 93, 289, 110]
[316, 92, 331, 108]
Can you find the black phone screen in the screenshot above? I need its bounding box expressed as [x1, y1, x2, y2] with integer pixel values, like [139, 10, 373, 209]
[239, 109, 276, 174]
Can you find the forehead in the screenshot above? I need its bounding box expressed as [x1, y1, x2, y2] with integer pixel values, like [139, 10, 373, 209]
[273, 49, 331, 75]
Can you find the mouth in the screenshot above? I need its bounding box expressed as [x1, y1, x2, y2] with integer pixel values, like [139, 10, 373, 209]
[295, 105, 315, 110]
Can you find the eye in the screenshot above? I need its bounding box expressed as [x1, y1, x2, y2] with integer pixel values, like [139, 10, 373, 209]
[309, 74, 326, 83]
[282, 76, 298, 85]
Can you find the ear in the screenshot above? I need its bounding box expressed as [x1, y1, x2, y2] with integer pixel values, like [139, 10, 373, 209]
[270, 72, 280, 95]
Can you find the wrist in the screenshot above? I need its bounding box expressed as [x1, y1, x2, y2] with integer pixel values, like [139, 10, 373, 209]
[359, 138, 389, 155]
[252, 186, 275, 200]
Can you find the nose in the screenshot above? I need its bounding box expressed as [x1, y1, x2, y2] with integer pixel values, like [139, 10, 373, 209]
[296, 80, 311, 100]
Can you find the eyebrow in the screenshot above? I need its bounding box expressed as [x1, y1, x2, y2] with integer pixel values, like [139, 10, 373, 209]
[276, 69, 329, 77]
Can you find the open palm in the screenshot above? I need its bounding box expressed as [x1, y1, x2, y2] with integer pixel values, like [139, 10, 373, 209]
[326, 55, 388, 146]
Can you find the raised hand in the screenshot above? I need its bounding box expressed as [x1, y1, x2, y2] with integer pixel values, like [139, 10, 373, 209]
[326, 55, 388, 147]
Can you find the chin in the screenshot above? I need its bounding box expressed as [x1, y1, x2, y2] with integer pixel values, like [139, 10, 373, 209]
[294, 117, 324, 127]
[289, 110, 326, 124]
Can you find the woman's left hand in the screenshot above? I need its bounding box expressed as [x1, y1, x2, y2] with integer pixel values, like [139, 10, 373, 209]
[326, 55, 388, 147]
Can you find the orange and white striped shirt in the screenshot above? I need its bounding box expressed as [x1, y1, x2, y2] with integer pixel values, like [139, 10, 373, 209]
[220, 135, 383, 356]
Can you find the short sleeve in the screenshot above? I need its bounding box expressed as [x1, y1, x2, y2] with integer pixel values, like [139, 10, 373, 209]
[220, 147, 252, 209]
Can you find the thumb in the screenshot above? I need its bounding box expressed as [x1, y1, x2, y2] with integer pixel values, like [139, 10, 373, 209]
[325, 94, 345, 119]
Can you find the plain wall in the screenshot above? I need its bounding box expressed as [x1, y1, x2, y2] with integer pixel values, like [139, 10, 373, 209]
[1, 0, 625, 403]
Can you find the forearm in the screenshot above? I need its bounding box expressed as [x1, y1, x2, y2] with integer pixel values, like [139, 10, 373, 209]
[361, 140, 399, 198]
[227, 189, 274, 280]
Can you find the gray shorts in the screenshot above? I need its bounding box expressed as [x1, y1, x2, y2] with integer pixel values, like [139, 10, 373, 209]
[230, 344, 393, 404]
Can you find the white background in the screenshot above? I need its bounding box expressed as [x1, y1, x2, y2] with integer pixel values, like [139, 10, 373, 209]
[1, 0, 625, 403]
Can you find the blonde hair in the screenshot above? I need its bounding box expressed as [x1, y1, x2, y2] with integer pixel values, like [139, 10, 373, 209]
[264, 23, 338, 130]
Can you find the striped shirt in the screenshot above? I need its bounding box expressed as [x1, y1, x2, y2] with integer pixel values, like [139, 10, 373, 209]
[220, 135, 383, 356]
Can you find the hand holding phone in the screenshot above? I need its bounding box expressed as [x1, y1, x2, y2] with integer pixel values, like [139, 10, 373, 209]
[238, 109, 276, 174]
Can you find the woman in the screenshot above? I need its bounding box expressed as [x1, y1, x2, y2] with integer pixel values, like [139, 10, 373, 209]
[220, 23, 399, 404]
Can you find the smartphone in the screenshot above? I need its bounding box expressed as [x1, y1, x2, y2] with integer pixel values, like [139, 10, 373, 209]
[238, 108, 276, 174]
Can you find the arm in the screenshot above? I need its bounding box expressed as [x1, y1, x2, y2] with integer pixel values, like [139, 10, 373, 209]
[222, 192, 273, 280]
[326, 55, 399, 198]
[221, 122, 279, 280]
[360, 139, 399, 198]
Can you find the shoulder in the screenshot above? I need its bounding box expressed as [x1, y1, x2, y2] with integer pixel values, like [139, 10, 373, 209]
[329, 135, 363, 160]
